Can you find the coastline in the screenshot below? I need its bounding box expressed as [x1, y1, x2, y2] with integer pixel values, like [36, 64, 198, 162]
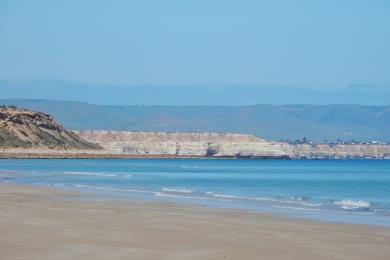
[1, 183, 390, 259]
[1, 150, 388, 159]
[1, 147, 389, 159]
[0, 148, 290, 159]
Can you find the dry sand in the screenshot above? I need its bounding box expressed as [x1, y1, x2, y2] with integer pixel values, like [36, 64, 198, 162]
[0, 184, 389, 260]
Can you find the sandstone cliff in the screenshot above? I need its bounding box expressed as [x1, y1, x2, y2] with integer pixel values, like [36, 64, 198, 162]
[75, 130, 390, 159]
[0, 106, 100, 149]
[74, 130, 288, 158]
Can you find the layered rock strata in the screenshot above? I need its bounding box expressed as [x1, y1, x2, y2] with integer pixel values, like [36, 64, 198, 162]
[74, 130, 288, 158]
[75, 130, 390, 159]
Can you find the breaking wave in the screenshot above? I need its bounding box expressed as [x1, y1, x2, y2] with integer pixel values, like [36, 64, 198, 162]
[333, 200, 372, 210]
[162, 188, 192, 193]
[64, 171, 131, 177]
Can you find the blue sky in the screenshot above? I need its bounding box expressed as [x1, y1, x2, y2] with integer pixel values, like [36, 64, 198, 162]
[0, 0, 389, 88]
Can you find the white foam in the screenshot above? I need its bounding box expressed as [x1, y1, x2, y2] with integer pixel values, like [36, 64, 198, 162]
[301, 202, 322, 207]
[213, 193, 243, 199]
[64, 171, 118, 177]
[333, 199, 371, 210]
[162, 188, 192, 193]
[74, 184, 93, 188]
[212, 193, 277, 203]
[282, 197, 322, 207]
[95, 186, 147, 193]
[290, 196, 309, 202]
[154, 192, 210, 200]
[95, 186, 120, 191]
[210, 193, 322, 208]
[271, 205, 322, 211]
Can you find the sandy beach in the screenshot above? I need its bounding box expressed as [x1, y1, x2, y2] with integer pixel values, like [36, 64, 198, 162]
[0, 184, 389, 260]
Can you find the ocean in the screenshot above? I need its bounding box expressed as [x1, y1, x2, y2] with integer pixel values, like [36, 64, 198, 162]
[1, 158, 390, 226]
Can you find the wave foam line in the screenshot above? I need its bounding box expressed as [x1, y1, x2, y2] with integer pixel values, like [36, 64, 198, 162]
[162, 188, 192, 193]
[64, 171, 118, 177]
[333, 199, 371, 210]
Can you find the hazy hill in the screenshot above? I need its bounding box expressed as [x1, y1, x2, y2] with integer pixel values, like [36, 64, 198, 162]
[0, 106, 100, 149]
[1, 79, 390, 106]
[1, 99, 389, 142]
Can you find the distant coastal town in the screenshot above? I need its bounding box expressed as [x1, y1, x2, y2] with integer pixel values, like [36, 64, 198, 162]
[281, 137, 389, 146]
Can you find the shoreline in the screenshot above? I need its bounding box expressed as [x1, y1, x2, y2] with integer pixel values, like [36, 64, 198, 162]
[1, 151, 389, 159]
[0, 149, 290, 159]
[3, 180, 390, 227]
[0, 153, 289, 159]
[1, 183, 390, 259]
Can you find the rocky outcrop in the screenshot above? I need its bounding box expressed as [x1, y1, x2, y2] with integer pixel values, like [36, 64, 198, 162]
[0, 106, 100, 149]
[75, 130, 390, 159]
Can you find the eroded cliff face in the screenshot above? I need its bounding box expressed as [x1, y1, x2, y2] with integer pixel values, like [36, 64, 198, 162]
[0, 107, 100, 149]
[75, 130, 390, 159]
[74, 130, 288, 157]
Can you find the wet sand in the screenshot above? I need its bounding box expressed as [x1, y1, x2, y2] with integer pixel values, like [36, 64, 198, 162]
[0, 184, 389, 259]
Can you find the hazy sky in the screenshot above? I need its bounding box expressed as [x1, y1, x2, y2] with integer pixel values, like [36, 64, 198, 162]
[0, 0, 389, 88]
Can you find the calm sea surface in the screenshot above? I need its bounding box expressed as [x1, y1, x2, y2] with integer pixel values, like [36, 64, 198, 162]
[1, 159, 390, 226]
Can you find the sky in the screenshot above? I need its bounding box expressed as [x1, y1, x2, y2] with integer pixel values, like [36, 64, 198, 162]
[0, 0, 389, 89]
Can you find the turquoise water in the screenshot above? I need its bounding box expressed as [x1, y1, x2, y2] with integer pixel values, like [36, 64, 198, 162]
[1, 159, 390, 226]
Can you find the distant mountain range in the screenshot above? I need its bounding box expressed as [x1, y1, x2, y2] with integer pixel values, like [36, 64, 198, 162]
[1, 99, 389, 142]
[1, 79, 390, 106]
